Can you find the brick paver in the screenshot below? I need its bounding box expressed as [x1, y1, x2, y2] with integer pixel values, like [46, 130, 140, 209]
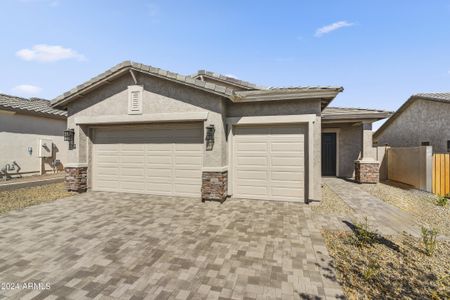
[324, 177, 421, 237]
[0, 192, 344, 299]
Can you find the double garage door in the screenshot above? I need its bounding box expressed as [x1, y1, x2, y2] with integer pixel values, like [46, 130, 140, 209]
[92, 123, 203, 197]
[92, 123, 305, 202]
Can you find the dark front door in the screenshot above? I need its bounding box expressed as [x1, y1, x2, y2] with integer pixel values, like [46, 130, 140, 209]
[322, 133, 337, 176]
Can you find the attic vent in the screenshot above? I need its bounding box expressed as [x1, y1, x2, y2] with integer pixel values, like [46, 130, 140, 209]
[128, 85, 143, 115]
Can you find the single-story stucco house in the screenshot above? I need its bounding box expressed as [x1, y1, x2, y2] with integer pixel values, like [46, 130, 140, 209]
[0, 94, 68, 179]
[51, 61, 390, 203]
[374, 93, 450, 153]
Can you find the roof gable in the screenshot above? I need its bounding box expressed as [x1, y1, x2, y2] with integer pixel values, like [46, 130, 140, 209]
[374, 92, 450, 138]
[51, 61, 344, 109]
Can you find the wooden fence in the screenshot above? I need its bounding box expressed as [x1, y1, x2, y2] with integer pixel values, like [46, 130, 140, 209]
[432, 153, 450, 196]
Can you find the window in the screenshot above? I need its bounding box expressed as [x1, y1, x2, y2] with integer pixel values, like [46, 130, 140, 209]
[128, 85, 143, 115]
[421, 141, 430, 146]
[447, 140, 450, 152]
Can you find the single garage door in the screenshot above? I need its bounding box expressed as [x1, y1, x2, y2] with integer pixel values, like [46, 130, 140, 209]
[93, 123, 203, 197]
[233, 124, 305, 202]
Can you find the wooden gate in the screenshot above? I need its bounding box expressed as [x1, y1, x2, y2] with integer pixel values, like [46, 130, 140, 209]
[432, 153, 450, 196]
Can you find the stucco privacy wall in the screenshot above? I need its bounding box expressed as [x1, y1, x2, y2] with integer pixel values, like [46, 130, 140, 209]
[0, 112, 67, 175]
[375, 100, 450, 153]
[67, 73, 227, 170]
[322, 123, 362, 178]
[387, 146, 432, 192]
[227, 100, 322, 200]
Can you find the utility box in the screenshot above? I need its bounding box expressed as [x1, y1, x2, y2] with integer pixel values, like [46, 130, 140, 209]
[38, 139, 53, 158]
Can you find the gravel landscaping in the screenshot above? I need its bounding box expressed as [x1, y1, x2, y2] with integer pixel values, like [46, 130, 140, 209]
[312, 183, 355, 216]
[360, 181, 450, 237]
[0, 182, 74, 214]
[323, 229, 450, 299]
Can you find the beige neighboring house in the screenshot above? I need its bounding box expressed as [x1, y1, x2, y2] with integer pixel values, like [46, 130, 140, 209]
[51, 61, 389, 203]
[374, 93, 450, 153]
[0, 94, 68, 179]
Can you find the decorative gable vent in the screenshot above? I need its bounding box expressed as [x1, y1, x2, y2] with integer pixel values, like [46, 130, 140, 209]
[128, 85, 143, 115]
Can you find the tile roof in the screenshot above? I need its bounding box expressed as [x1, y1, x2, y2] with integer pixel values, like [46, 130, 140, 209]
[323, 106, 391, 115]
[322, 106, 392, 120]
[51, 61, 344, 108]
[0, 93, 66, 118]
[413, 92, 450, 102]
[192, 70, 262, 90]
[52, 61, 235, 107]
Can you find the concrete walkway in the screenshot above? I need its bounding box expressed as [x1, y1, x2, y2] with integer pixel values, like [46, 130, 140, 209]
[323, 177, 421, 237]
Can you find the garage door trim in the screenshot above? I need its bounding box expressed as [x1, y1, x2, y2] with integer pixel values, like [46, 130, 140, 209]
[227, 114, 316, 202]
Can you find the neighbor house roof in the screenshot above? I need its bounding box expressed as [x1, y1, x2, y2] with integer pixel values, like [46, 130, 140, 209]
[322, 107, 392, 121]
[374, 92, 450, 139]
[0, 94, 67, 119]
[51, 61, 343, 109]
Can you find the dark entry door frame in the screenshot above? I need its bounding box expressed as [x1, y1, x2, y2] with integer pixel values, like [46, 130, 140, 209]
[321, 129, 339, 177]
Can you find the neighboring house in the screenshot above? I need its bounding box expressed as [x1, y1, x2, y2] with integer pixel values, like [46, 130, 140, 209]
[51, 61, 389, 203]
[374, 93, 450, 153]
[0, 94, 67, 179]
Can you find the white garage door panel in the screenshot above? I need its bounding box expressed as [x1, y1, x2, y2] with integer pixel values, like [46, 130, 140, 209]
[93, 123, 203, 197]
[234, 124, 305, 202]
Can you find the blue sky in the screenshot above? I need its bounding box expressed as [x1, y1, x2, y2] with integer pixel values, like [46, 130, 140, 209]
[1, 0, 450, 128]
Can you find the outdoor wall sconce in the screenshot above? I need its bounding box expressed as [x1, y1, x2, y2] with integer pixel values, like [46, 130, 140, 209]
[205, 124, 215, 151]
[64, 129, 76, 150]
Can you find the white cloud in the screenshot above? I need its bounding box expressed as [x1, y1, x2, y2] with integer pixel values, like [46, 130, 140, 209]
[147, 3, 159, 16]
[315, 21, 354, 37]
[16, 44, 85, 62]
[13, 84, 42, 95]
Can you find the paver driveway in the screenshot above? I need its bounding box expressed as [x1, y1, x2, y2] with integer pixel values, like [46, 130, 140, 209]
[0, 192, 343, 300]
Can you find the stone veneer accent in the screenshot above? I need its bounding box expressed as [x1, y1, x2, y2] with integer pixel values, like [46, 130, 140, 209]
[201, 171, 228, 202]
[355, 161, 379, 184]
[65, 167, 88, 192]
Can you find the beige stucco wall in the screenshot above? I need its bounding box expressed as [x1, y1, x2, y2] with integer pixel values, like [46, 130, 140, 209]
[0, 111, 67, 177]
[322, 123, 363, 178]
[375, 99, 450, 153]
[67, 73, 228, 168]
[387, 146, 432, 192]
[65, 72, 324, 201]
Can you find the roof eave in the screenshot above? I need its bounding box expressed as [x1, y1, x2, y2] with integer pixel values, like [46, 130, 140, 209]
[233, 89, 342, 103]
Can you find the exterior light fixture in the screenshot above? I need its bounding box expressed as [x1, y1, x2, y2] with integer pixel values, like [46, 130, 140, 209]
[205, 124, 215, 151]
[64, 129, 76, 150]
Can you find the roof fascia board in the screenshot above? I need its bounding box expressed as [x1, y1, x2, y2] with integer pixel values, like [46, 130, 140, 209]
[234, 90, 340, 102]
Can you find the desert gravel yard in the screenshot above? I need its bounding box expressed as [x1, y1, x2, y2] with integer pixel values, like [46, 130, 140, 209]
[0, 182, 74, 214]
[360, 181, 450, 237]
[323, 231, 450, 300]
[320, 182, 450, 299]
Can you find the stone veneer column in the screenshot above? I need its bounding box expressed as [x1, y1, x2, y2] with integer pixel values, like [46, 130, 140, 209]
[355, 161, 379, 183]
[65, 164, 88, 192]
[355, 122, 380, 183]
[201, 170, 228, 202]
